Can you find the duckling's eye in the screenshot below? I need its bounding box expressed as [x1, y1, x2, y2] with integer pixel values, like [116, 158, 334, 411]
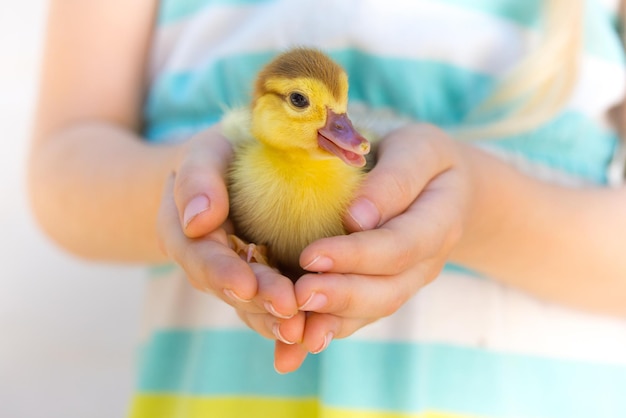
[289, 92, 309, 109]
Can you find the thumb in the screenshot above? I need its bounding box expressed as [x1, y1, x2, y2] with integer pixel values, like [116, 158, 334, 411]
[344, 124, 453, 232]
[174, 125, 233, 238]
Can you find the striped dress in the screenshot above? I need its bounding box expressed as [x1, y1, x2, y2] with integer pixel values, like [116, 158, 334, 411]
[130, 1, 626, 417]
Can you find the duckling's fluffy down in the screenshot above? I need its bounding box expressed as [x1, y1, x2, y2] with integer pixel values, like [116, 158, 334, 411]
[223, 106, 364, 274]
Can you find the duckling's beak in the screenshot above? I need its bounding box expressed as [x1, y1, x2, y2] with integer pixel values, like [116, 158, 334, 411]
[317, 109, 370, 167]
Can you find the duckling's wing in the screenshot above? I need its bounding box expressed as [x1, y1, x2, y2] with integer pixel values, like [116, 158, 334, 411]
[221, 106, 255, 146]
[221, 108, 275, 270]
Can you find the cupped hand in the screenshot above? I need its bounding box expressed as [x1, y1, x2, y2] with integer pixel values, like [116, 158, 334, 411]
[156, 125, 308, 373]
[295, 124, 475, 354]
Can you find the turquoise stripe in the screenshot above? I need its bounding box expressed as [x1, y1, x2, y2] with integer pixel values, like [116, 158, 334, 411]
[148, 263, 178, 278]
[475, 111, 618, 184]
[138, 329, 319, 397]
[144, 115, 220, 143]
[324, 339, 626, 417]
[158, 0, 543, 28]
[144, 49, 493, 141]
[440, 0, 541, 26]
[157, 0, 273, 25]
[334, 50, 493, 127]
[137, 329, 626, 417]
[144, 51, 272, 141]
[443, 263, 483, 278]
[144, 49, 616, 183]
[584, 0, 626, 64]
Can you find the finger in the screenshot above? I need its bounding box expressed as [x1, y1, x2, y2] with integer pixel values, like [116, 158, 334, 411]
[158, 171, 261, 307]
[250, 263, 299, 319]
[274, 341, 309, 374]
[301, 313, 371, 354]
[301, 207, 431, 276]
[237, 310, 306, 345]
[174, 125, 233, 238]
[345, 124, 454, 232]
[301, 169, 465, 275]
[295, 272, 423, 319]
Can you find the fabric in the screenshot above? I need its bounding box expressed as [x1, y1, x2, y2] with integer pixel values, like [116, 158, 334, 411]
[130, 1, 626, 417]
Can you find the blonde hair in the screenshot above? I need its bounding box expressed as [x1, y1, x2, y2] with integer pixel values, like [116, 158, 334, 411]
[458, 0, 583, 140]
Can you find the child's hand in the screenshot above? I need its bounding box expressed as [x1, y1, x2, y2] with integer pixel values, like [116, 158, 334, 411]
[294, 124, 473, 354]
[156, 126, 309, 373]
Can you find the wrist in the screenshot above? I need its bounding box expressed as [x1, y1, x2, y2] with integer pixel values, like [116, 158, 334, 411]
[447, 144, 518, 267]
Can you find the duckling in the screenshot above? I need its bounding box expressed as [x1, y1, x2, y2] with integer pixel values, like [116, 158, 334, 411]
[222, 48, 371, 280]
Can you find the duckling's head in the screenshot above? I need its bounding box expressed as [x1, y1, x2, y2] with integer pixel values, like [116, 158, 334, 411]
[251, 48, 370, 167]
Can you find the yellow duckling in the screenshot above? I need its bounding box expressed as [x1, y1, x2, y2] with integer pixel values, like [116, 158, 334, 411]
[222, 48, 370, 279]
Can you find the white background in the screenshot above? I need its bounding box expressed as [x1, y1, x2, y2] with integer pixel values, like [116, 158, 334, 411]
[0, 1, 146, 417]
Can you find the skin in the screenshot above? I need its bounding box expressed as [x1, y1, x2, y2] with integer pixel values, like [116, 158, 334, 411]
[30, 0, 626, 374]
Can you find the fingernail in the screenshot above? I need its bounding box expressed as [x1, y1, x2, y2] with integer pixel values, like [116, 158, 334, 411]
[348, 198, 380, 230]
[223, 288, 252, 303]
[183, 194, 210, 228]
[299, 292, 328, 312]
[311, 332, 334, 354]
[273, 323, 295, 345]
[274, 361, 287, 375]
[264, 301, 294, 319]
[302, 255, 333, 272]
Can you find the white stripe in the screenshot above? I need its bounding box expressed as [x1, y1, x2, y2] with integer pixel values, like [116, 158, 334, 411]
[142, 267, 626, 365]
[569, 55, 626, 127]
[358, 271, 626, 366]
[597, 0, 621, 14]
[139, 274, 248, 341]
[150, 0, 531, 78]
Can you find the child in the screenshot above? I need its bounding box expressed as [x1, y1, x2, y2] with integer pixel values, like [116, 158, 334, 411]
[29, 0, 626, 417]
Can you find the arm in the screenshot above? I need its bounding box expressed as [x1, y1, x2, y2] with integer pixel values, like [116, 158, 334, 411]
[449, 144, 626, 316]
[29, 1, 232, 263]
[28, 0, 173, 262]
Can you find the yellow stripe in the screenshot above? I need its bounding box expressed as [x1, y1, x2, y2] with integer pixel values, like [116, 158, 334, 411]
[129, 394, 480, 418]
[129, 395, 320, 418]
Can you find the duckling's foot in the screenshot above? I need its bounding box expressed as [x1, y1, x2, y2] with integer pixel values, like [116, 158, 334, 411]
[228, 235, 270, 265]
